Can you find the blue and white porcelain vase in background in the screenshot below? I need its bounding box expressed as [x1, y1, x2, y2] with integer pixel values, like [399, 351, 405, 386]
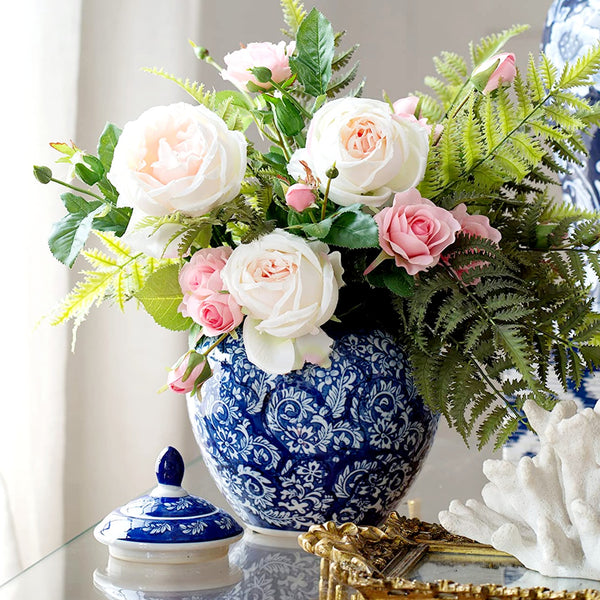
[503, 0, 600, 462]
[542, 0, 600, 303]
[187, 328, 439, 535]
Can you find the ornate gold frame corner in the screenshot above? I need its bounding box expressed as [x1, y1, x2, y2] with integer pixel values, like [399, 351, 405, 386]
[299, 512, 600, 600]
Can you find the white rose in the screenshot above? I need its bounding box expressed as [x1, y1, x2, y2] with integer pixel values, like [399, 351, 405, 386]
[109, 102, 247, 219]
[221, 230, 344, 374]
[288, 97, 429, 208]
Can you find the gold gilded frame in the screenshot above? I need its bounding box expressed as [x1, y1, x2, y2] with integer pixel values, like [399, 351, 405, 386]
[298, 512, 600, 600]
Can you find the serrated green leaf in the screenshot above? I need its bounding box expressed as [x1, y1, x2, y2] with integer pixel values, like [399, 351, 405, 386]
[49, 207, 103, 267]
[93, 206, 132, 237]
[97, 123, 122, 171]
[75, 163, 101, 186]
[61, 192, 96, 214]
[264, 95, 305, 136]
[383, 269, 415, 297]
[322, 209, 378, 248]
[136, 264, 192, 331]
[289, 8, 335, 97]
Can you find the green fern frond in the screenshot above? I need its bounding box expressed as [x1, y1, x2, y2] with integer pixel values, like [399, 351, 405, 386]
[558, 42, 600, 89]
[332, 44, 359, 71]
[49, 232, 174, 347]
[280, 0, 306, 35]
[527, 53, 546, 103]
[424, 76, 455, 106]
[326, 62, 359, 97]
[469, 24, 529, 67]
[433, 51, 468, 87]
[142, 67, 213, 106]
[540, 53, 558, 90]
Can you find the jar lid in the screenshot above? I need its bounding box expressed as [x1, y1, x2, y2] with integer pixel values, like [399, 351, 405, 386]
[94, 447, 243, 562]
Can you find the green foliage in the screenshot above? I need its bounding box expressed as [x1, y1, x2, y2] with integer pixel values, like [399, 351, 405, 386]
[136, 264, 193, 331]
[469, 24, 529, 68]
[418, 41, 600, 208]
[289, 8, 335, 97]
[280, 0, 306, 36]
[49, 232, 175, 347]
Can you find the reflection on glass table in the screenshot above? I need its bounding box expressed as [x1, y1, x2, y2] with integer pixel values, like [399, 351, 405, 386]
[0, 458, 320, 600]
[92, 532, 320, 600]
[410, 553, 600, 594]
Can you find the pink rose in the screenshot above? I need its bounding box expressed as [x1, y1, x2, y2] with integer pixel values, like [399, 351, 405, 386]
[472, 53, 516, 94]
[446, 204, 501, 285]
[285, 183, 316, 212]
[167, 354, 207, 394]
[393, 95, 443, 138]
[178, 247, 232, 298]
[221, 41, 295, 91]
[451, 204, 502, 243]
[182, 291, 244, 336]
[374, 188, 461, 275]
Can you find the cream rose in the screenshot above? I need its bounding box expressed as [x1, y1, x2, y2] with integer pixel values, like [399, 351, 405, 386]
[220, 230, 344, 374]
[288, 97, 429, 208]
[109, 102, 247, 219]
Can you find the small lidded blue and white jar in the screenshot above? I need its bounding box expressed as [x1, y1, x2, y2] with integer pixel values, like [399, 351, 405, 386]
[94, 446, 244, 593]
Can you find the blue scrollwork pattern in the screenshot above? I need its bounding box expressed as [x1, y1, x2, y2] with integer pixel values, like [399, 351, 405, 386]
[187, 329, 439, 532]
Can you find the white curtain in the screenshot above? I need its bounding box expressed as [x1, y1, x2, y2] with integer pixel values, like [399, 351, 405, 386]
[0, 0, 202, 579]
[0, 0, 81, 580]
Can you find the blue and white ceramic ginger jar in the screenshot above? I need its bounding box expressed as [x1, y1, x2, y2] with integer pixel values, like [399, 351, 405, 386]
[187, 328, 439, 535]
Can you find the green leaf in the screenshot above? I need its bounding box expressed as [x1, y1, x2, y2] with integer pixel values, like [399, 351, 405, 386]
[83, 154, 105, 176]
[264, 95, 305, 136]
[135, 264, 192, 331]
[93, 206, 132, 237]
[299, 218, 332, 238]
[75, 163, 101, 186]
[49, 206, 104, 267]
[61, 192, 95, 213]
[97, 123, 122, 171]
[289, 8, 335, 97]
[376, 269, 415, 297]
[96, 176, 119, 203]
[322, 208, 378, 248]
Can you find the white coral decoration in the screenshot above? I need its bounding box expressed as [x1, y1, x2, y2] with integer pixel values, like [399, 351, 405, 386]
[439, 399, 600, 579]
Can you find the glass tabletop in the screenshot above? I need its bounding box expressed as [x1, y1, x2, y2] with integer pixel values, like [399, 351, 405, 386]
[0, 458, 321, 600]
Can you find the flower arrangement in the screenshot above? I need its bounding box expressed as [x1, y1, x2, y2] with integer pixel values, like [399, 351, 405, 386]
[34, 1, 600, 447]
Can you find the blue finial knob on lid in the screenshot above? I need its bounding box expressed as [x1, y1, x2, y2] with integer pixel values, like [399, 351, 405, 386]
[155, 446, 185, 487]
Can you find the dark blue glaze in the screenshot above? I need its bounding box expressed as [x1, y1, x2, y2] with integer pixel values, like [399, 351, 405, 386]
[155, 446, 185, 487]
[187, 329, 439, 533]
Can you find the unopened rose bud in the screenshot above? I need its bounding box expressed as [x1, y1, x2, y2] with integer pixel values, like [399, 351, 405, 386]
[472, 52, 516, 94]
[33, 165, 52, 184]
[325, 165, 339, 179]
[167, 353, 209, 394]
[285, 183, 316, 212]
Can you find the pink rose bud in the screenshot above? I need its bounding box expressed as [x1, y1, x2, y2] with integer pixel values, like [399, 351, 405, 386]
[374, 188, 461, 275]
[182, 291, 244, 336]
[451, 204, 502, 243]
[393, 95, 421, 118]
[167, 354, 208, 394]
[472, 52, 516, 94]
[392, 95, 442, 137]
[285, 183, 316, 212]
[221, 41, 295, 91]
